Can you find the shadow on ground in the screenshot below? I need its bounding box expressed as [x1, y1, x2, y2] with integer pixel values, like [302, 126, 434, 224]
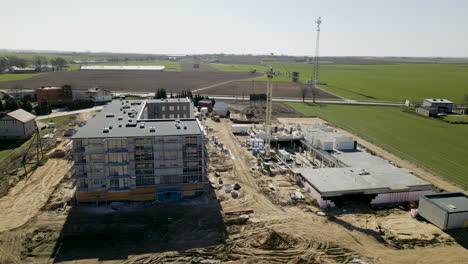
[52, 193, 227, 263]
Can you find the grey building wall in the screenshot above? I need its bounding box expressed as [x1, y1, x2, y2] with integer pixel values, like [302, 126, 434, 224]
[446, 212, 468, 229]
[418, 197, 447, 229]
[146, 101, 193, 119]
[73, 134, 207, 192]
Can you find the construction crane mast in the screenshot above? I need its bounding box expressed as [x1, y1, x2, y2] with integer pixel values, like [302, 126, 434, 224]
[313, 17, 322, 86]
[264, 67, 274, 158]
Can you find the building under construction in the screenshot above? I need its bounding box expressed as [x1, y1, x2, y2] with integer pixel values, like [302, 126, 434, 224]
[72, 99, 208, 203]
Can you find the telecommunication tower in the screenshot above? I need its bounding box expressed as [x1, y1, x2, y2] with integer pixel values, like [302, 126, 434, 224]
[313, 17, 322, 86]
[264, 67, 274, 158]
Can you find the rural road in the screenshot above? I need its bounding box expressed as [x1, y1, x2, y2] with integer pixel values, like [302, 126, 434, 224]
[36, 106, 104, 120]
[34, 95, 403, 121]
[207, 96, 406, 106]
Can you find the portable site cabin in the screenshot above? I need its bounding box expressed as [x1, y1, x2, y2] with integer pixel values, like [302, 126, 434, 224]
[418, 192, 468, 230]
[214, 102, 229, 117]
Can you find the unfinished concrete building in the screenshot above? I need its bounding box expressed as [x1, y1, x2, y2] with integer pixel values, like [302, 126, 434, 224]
[72, 99, 207, 203]
[290, 123, 432, 208]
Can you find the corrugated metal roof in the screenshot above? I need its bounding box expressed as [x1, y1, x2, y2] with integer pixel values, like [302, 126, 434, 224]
[5, 109, 36, 123]
[81, 65, 166, 71]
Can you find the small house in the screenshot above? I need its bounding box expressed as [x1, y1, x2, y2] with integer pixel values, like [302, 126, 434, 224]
[417, 99, 454, 116]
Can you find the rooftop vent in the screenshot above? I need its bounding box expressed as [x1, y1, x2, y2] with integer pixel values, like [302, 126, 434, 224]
[139, 122, 145, 128]
[105, 113, 114, 118]
[433, 99, 437, 101]
[103, 127, 110, 133]
[109, 124, 113, 129]
[118, 122, 122, 127]
[123, 110, 127, 114]
[118, 116, 123, 120]
[149, 127, 156, 132]
[183, 125, 187, 130]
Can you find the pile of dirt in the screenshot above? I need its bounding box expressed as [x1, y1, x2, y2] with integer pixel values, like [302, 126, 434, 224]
[255, 230, 298, 250]
[208, 149, 233, 172]
[21, 228, 58, 260]
[48, 149, 66, 159]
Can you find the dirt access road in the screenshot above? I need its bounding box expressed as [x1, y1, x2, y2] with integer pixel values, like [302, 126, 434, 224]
[180, 119, 467, 264]
[0, 141, 71, 233]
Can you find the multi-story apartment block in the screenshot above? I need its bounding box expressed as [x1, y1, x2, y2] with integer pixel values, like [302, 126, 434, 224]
[72, 99, 207, 203]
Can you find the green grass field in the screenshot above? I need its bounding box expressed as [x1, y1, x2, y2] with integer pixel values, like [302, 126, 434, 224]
[0, 73, 45, 82]
[0, 114, 78, 161]
[286, 103, 468, 189]
[209, 63, 268, 72]
[234, 62, 468, 104]
[91, 60, 181, 71]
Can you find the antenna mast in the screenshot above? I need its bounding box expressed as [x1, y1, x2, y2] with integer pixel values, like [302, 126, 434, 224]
[313, 17, 322, 86]
[265, 67, 274, 158]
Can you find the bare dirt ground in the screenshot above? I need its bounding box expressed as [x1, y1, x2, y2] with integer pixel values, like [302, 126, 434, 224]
[180, 61, 220, 72]
[196, 81, 341, 100]
[0, 71, 263, 93]
[0, 112, 466, 263]
[277, 117, 466, 193]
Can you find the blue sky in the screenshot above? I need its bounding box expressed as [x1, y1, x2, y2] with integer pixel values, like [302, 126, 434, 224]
[2, 0, 468, 56]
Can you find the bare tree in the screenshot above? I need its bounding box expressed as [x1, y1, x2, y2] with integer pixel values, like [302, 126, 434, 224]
[32, 56, 48, 69]
[300, 86, 310, 103]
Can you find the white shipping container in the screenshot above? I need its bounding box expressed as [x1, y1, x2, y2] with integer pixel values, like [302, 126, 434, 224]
[232, 124, 248, 134]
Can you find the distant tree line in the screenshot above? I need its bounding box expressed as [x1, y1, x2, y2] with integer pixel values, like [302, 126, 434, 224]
[0, 55, 69, 72]
[0, 95, 34, 114]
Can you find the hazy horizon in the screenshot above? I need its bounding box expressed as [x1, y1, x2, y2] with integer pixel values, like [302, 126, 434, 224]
[2, 0, 468, 57]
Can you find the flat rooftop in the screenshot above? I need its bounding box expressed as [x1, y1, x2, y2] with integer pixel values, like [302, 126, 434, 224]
[72, 100, 202, 139]
[81, 65, 165, 71]
[423, 192, 468, 213]
[293, 148, 431, 196]
[292, 167, 431, 196]
[145, 98, 190, 103]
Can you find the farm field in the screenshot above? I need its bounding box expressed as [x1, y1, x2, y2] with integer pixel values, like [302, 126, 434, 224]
[209, 63, 267, 72]
[215, 62, 468, 103]
[0, 70, 263, 93]
[286, 102, 468, 189]
[0, 73, 45, 82]
[197, 80, 340, 100]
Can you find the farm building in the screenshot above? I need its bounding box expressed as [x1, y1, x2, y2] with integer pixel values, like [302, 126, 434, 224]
[72, 99, 207, 203]
[36, 86, 70, 105]
[417, 99, 454, 116]
[292, 149, 432, 208]
[0, 109, 37, 139]
[80, 65, 165, 71]
[418, 192, 468, 230]
[72, 88, 112, 103]
[214, 102, 229, 117]
[10, 66, 37, 74]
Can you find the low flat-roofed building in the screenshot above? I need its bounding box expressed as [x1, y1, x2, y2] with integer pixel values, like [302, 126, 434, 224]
[71, 99, 207, 203]
[292, 149, 432, 208]
[80, 65, 165, 71]
[417, 99, 454, 116]
[418, 192, 468, 230]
